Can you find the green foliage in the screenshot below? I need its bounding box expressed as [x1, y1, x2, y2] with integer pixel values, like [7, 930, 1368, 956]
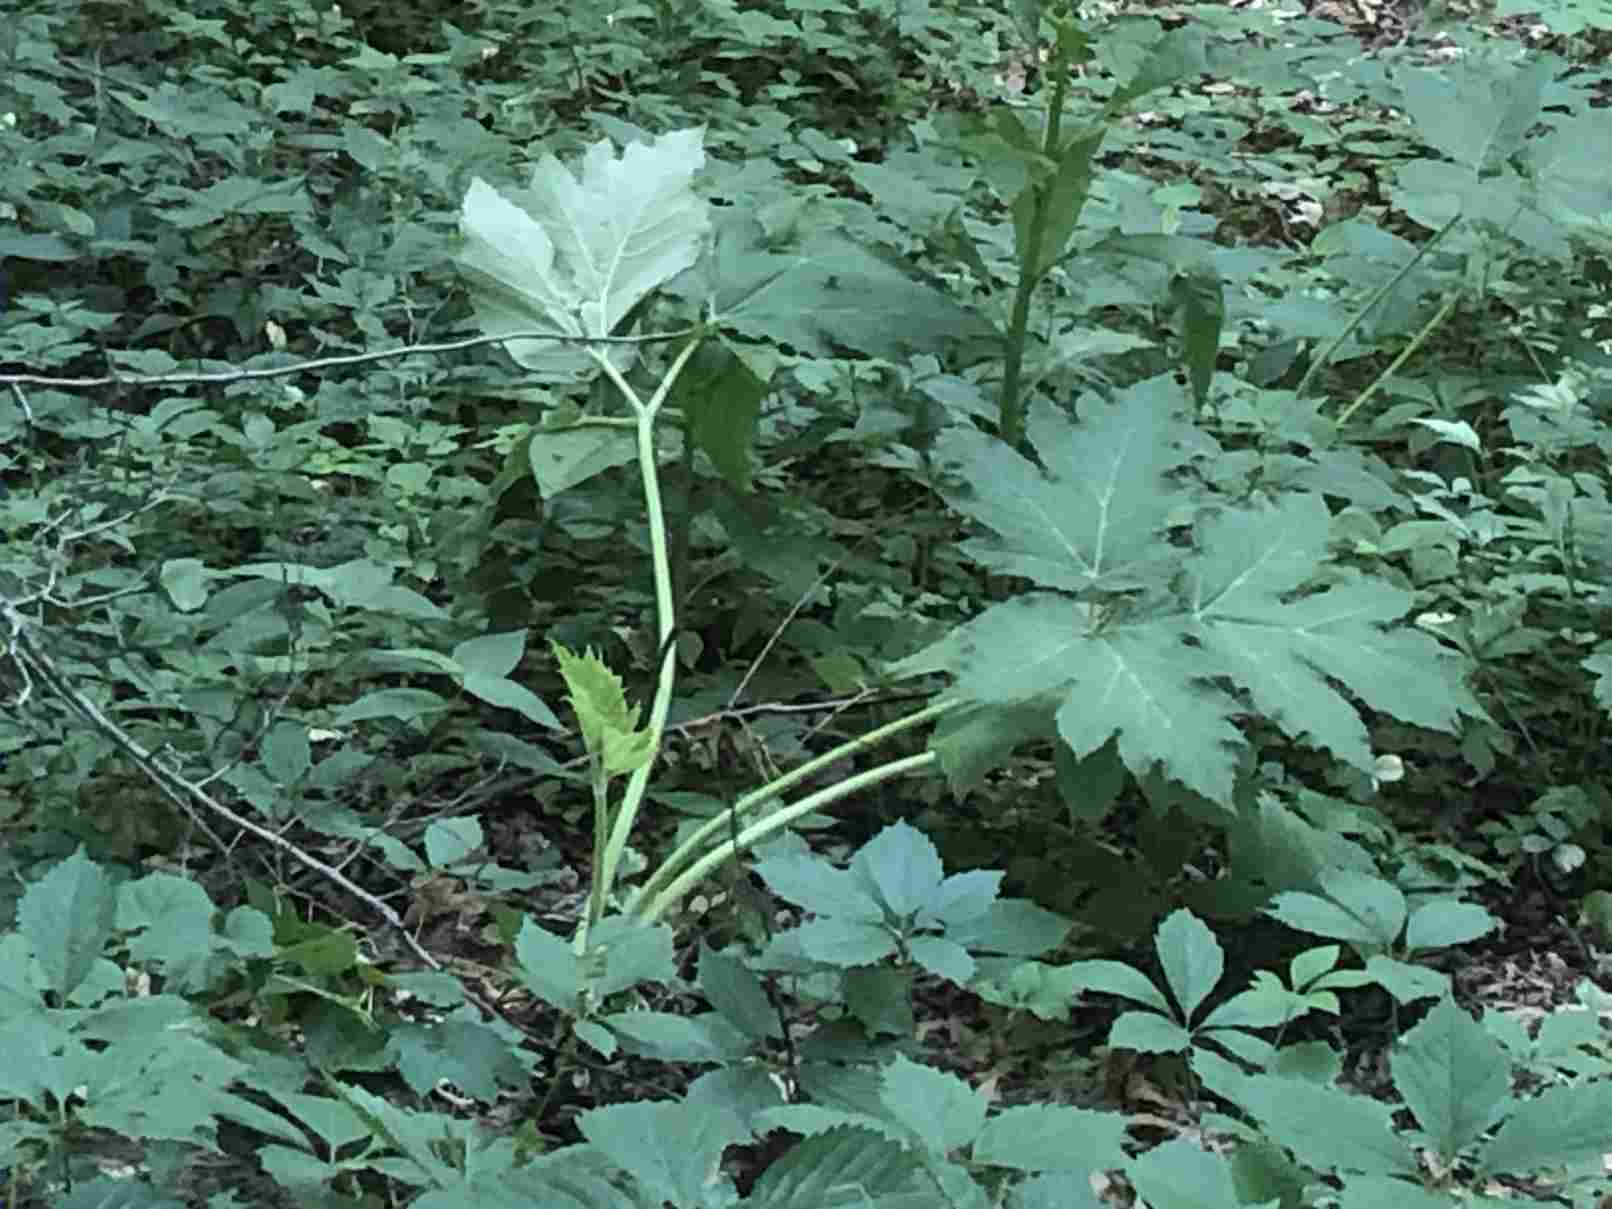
[899, 380, 1482, 805]
[3, 0, 1612, 1205]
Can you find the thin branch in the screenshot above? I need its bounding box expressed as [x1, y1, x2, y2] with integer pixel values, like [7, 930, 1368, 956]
[3, 602, 441, 971]
[0, 326, 699, 391]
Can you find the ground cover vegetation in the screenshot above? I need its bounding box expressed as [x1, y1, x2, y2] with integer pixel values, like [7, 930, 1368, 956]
[1, 0, 1611, 1204]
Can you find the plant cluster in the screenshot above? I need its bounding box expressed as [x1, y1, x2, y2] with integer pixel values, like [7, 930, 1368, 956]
[2, 0, 1611, 1205]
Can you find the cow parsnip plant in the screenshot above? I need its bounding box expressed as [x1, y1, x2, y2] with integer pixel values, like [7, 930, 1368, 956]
[448, 123, 1487, 949]
[4, 1, 1612, 1206]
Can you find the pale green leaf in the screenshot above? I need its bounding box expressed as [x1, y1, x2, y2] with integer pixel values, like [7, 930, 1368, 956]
[1155, 909, 1224, 1023]
[1480, 1080, 1612, 1175]
[579, 1099, 746, 1208]
[1392, 995, 1511, 1162]
[746, 1126, 921, 1208]
[423, 818, 483, 868]
[603, 1011, 752, 1062]
[459, 128, 708, 381]
[1267, 871, 1406, 948]
[908, 937, 974, 984]
[1065, 959, 1171, 1014]
[850, 821, 944, 918]
[514, 918, 579, 1011]
[1364, 956, 1449, 1004]
[1233, 1075, 1413, 1176]
[461, 673, 564, 731]
[797, 918, 899, 967]
[528, 426, 637, 500]
[1128, 1139, 1250, 1209]
[1110, 1010, 1192, 1053]
[18, 849, 117, 999]
[934, 384, 1196, 593]
[550, 643, 645, 758]
[974, 1103, 1126, 1172]
[881, 1055, 988, 1155]
[452, 630, 526, 679]
[1403, 900, 1497, 951]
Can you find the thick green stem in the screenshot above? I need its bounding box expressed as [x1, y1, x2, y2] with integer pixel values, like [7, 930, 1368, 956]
[637, 751, 940, 927]
[1334, 289, 1461, 428]
[576, 335, 703, 945]
[1304, 211, 1462, 407]
[998, 52, 1071, 449]
[627, 699, 960, 921]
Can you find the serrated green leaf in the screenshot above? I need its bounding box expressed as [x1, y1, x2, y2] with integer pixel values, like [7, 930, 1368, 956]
[116, 873, 217, 993]
[424, 818, 483, 867]
[514, 918, 579, 1011]
[1110, 1010, 1192, 1053]
[948, 899, 1069, 956]
[550, 642, 651, 769]
[710, 217, 991, 360]
[756, 852, 879, 918]
[579, 1099, 746, 1208]
[1155, 909, 1224, 1023]
[459, 129, 708, 382]
[1480, 1079, 1612, 1175]
[1128, 1138, 1249, 1209]
[1191, 494, 1472, 771]
[747, 1126, 921, 1209]
[1392, 995, 1511, 1162]
[1403, 900, 1496, 951]
[18, 848, 116, 998]
[452, 630, 525, 679]
[1055, 622, 1247, 803]
[974, 1102, 1126, 1172]
[797, 918, 899, 967]
[1234, 1075, 1412, 1176]
[1364, 956, 1448, 1005]
[934, 383, 1195, 593]
[697, 944, 781, 1041]
[850, 821, 944, 919]
[1266, 871, 1406, 947]
[908, 937, 974, 984]
[1065, 959, 1171, 1014]
[603, 1010, 752, 1062]
[927, 870, 1003, 929]
[1198, 988, 1299, 1031]
[881, 1055, 988, 1156]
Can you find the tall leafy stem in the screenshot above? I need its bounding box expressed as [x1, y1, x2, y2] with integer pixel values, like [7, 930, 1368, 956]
[456, 130, 961, 949]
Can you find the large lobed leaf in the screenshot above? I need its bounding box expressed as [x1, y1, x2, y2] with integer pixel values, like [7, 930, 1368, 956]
[458, 128, 709, 381]
[906, 378, 1480, 805]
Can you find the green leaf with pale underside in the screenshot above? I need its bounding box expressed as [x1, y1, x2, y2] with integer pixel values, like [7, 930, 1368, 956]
[903, 378, 1479, 806]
